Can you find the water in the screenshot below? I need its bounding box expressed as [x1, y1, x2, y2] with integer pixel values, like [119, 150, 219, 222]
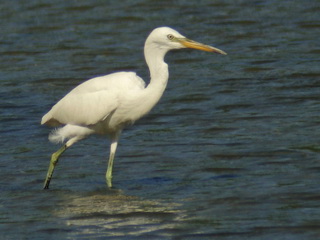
[1, 0, 319, 239]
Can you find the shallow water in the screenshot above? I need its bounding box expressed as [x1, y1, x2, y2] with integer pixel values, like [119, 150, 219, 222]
[1, 0, 320, 239]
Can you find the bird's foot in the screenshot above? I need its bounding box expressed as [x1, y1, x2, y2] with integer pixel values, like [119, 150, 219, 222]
[106, 176, 112, 188]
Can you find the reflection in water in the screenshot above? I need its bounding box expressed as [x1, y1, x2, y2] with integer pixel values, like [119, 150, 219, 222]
[55, 190, 182, 238]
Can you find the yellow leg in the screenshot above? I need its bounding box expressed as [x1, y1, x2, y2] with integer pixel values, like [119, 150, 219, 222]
[106, 139, 118, 188]
[43, 145, 67, 189]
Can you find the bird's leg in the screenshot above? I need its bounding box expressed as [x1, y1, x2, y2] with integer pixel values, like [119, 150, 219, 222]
[43, 144, 67, 189]
[106, 139, 118, 188]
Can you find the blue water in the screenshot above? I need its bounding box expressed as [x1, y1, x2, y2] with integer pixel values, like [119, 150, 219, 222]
[1, 0, 320, 239]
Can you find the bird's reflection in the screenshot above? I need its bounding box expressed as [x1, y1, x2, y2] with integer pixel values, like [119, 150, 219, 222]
[54, 189, 182, 237]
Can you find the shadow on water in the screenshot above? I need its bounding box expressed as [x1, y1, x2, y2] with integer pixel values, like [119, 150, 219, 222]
[41, 188, 183, 239]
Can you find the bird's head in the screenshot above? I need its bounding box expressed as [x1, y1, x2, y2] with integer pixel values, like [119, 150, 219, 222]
[145, 26, 227, 55]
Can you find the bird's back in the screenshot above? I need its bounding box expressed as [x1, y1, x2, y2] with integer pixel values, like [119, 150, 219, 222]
[41, 72, 146, 127]
[69, 72, 145, 94]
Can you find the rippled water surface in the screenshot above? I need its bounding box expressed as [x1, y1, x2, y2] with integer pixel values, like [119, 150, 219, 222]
[1, 0, 320, 239]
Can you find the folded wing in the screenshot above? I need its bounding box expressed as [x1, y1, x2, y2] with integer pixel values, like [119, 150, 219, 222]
[41, 72, 145, 127]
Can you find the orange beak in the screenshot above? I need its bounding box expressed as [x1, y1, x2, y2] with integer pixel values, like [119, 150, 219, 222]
[178, 38, 227, 55]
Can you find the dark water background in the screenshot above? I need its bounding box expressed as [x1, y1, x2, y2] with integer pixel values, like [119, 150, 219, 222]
[1, 0, 320, 239]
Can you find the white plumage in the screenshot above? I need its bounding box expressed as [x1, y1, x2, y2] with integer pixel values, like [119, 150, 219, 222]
[42, 26, 226, 189]
[42, 72, 145, 128]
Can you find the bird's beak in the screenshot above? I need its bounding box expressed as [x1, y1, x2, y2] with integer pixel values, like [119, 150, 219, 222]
[177, 38, 227, 55]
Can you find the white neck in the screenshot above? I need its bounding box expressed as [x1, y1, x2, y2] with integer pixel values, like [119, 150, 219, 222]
[127, 41, 170, 119]
[144, 41, 169, 95]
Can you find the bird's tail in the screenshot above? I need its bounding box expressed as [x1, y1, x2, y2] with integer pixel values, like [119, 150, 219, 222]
[48, 125, 95, 144]
[49, 128, 66, 144]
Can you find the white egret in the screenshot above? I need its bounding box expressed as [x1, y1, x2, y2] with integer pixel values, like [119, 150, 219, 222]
[42, 26, 226, 189]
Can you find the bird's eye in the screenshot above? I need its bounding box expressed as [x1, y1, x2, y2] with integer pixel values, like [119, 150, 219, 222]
[167, 34, 175, 40]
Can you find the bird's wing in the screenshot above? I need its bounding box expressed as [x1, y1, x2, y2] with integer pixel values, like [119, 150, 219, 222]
[41, 90, 119, 126]
[41, 72, 146, 126]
